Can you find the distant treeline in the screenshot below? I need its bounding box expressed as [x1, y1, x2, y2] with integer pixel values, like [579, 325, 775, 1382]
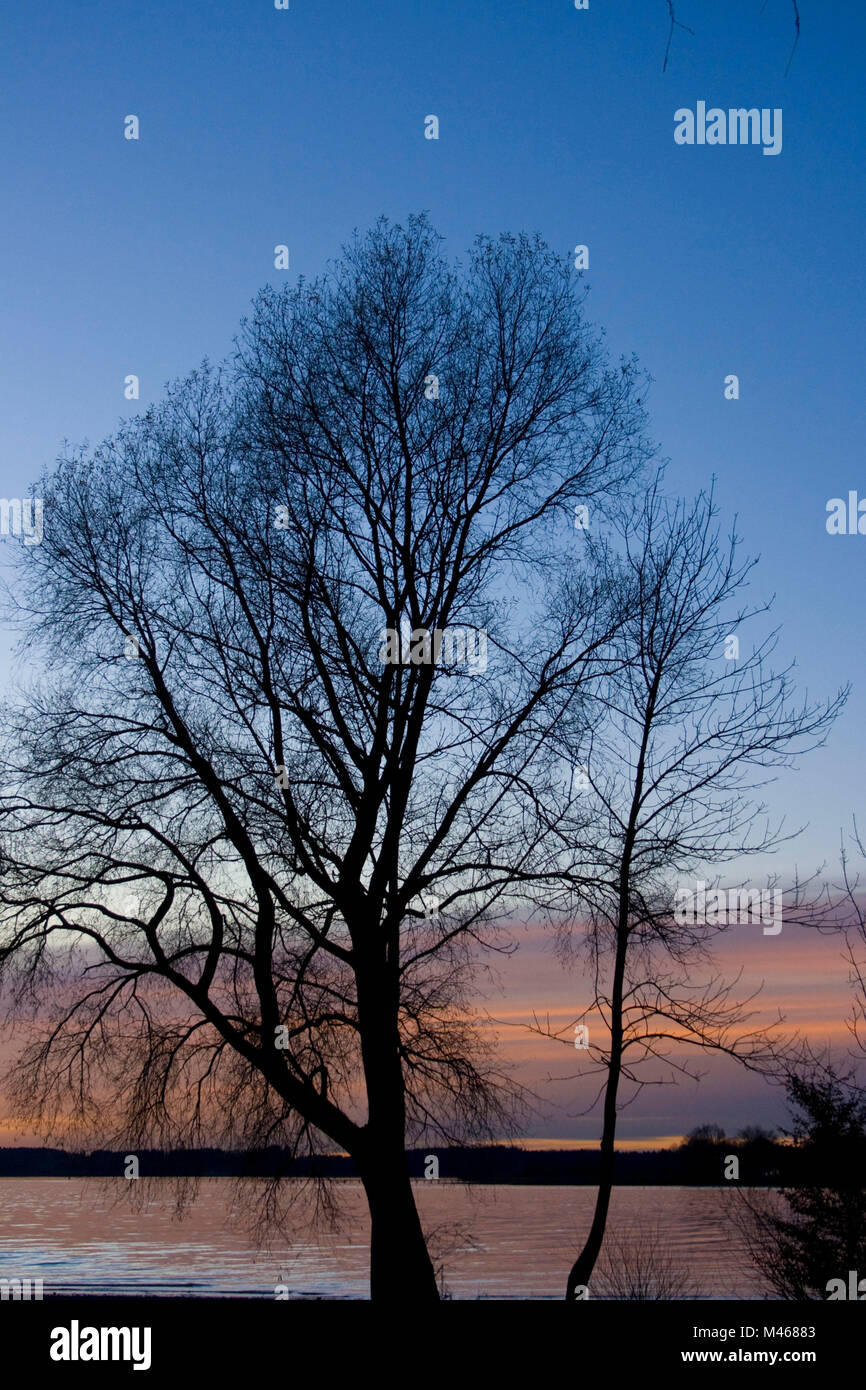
[0, 1130, 853, 1185]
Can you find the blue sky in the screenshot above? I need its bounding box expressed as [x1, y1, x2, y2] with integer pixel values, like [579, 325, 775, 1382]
[0, 0, 864, 1137]
[1, 0, 863, 868]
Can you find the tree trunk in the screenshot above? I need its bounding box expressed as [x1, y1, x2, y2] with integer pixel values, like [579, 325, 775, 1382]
[566, 700, 657, 1301]
[360, 1149, 441, 1302]
[564, 1056, 620, 1299]
[565, 888, 630, 1300]
[355, 958, 440, 1302]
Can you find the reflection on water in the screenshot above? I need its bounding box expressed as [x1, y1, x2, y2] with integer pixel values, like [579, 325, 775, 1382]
[0, 1179, 768, 1299]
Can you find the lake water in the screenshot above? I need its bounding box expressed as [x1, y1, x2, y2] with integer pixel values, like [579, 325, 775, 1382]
[0, 1179, 770, 1299]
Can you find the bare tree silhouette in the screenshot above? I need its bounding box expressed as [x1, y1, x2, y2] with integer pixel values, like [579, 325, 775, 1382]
[0, 214, 652, 1301]
[530, 478, 844, 1299]
[593, 1217, 697, 1299]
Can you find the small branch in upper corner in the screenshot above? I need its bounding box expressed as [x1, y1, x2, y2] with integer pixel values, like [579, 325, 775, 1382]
[761, 0, 802, 75]
[663, 1, 695, 73]
[665, 1, 801, 75]
[786, 0, 801, 75]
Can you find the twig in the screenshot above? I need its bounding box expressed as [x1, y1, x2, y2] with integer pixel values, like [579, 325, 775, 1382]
[785, 0, 801, 75]
[760, 0, 801, 75]
[663, 1, 695, 73]
[666, 1, 800, 75]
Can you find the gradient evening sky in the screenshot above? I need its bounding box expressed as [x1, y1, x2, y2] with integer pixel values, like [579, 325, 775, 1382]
[0, 0, 864, 1143]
